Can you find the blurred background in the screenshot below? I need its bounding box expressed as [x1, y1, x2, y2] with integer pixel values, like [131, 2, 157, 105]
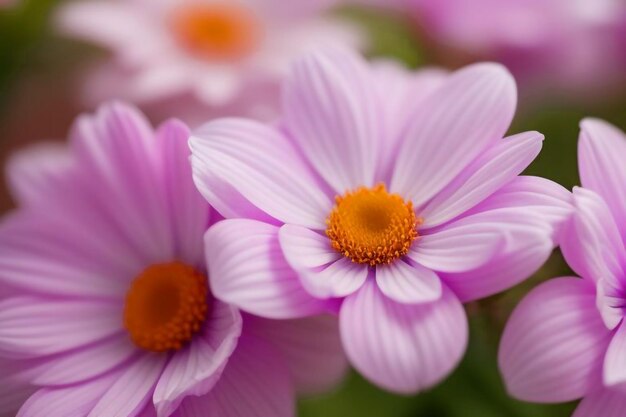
[1, 1, 625, 416]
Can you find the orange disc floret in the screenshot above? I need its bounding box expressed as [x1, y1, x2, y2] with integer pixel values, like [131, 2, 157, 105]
[326, 183, 420, 266]
[171, 2, 262, 60]
[124, 262, 209, 352]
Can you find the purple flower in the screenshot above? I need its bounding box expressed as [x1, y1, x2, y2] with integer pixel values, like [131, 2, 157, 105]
[0, 102, 347, 417]
[190, 47, 571, 393]
[499, 119, 626, 416]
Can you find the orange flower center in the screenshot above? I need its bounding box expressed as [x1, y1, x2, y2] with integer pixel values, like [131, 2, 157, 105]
[171, 3, 262, 60]
[326, 184, 420, 266]
[124, 262, 209, 352]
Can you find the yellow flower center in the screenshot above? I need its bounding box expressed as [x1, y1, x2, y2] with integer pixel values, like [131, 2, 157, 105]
[124, 262, 209, 352]
[171, 3, 262, 61]
[326, 184, 420, 266]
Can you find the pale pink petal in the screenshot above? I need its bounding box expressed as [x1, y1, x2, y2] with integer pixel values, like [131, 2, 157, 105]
[282, 46, 381, 193]
[561, 188, 625, 284]
[23, 336, 137, 386]
[0, 297, 122, 358]
[245, 314, 348, 394]
[441, 226, 553, 302]
[408, 221, 505, 273]
[190, 119, 331, 229]
[340, 280, 468, 393]
[71, 102, 173, 263]
[0, 359, 35, 417]
[573, 388, 626, 417]
[278, 224, 340, 269]
[603, 322, 626, 388]
[89, 354, 166, 417]
[375, 259, 442, 304]
[499, 278, 611, 403]
[205, 219, 330, 319]
[391, 63, 517, 207]
[17, 370, 121, 417]
[178, 335, 294, 417]
[419, 131, 544, 227]
[579, 118, 626, 239]
[153, 301, 242, 417]
[5, 142, 74, 207]
[156, 119, 209, 266]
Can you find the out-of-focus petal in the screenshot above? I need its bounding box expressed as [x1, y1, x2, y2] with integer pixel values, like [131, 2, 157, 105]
[573, 388, 626, 417]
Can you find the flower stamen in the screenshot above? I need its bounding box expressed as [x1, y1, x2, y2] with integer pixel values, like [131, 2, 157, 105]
[326, 183, 420, 266]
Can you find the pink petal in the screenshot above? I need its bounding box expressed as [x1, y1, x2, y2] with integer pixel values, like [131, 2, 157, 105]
[282, 46, 381, 193]
[375, 259, 442, 304]
[441, 226, 553, 302]
[408, 220, 505, 273]
[5, 142, 74, 207]
[156, 119, 209, 266]
[246, 314, 348, 394]
[153, 301, 242, 417]
[499, 278, 611, 403]
[205, 219, 330, 319]
[561, 187, 625, 285]
[190, 119, 331, 229]
[603, 322, 626, 388]
[23, 336, 137, 386]
[419, 131, 544, 227]
[579, 118, 626, 240]
[17, 370, 121, 417]
[340, 280, 468, 393]
[0, 359, 35, 417]
[278, 224, 340, 269]
[178, 335, 294, 417]
[89, 354, 166, 417]
[391, 63, 517, 207]
[573, 388, 626, 417]
[0, 297, 122, 358]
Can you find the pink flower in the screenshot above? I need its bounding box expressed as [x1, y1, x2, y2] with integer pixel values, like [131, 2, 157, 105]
[190, 47, 572, 393]
[391, 0, 626, 98]
[499, 119, 626, 416]
[55, 0, 362, 122]
[0, 102, 347, 417]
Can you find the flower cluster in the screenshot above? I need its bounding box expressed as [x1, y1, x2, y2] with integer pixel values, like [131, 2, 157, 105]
[1, 3, 625, 416]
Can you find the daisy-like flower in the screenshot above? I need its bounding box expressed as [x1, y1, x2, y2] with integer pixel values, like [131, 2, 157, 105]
[499, 120, 626, 417]
[190, 47, 572, 393]
[0, 102, 347, 417]
[55, 0, 362, 122]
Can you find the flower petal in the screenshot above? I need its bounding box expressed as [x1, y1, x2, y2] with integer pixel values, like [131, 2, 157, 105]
[499, 278, 611, 403]
[579, 118, 626, 239]
[6, 142, 74, 207]
[603, 322, 626, 388]
[177, 335, 294, 417]
[340, 279, 468, 393]
[23, 336, 137, 386]
[419, 131, 543, 227]
[391, 63, 517, 207]
[153, 301, 242, 417]
[190, 119, 331, 229]
[375, 259, 442, 304]
[408, 220, 505, 273]
[89, 354, 166, 417]
[0, 297, 122, 358]
[17, 370, 121, 417]
[206, 219, 330, 319]
[0, 359, 35, 417]
[573, 388, 626, 417]
[245, 314, 348, 394]
[282, 46, 381, 193]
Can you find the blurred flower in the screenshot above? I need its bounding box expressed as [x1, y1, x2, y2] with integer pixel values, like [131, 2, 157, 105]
[0, 102, 347, 417]
[499, 119, 626, 416]
[190, 47, 572, 393]
[374, 0, 626, 100]
[55, 0, 362, 124]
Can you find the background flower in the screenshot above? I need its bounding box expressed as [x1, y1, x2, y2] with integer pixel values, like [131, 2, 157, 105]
[0, 102, 347, 417]
[190, 47, 572, 394]
[499, 120, 626, 416]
